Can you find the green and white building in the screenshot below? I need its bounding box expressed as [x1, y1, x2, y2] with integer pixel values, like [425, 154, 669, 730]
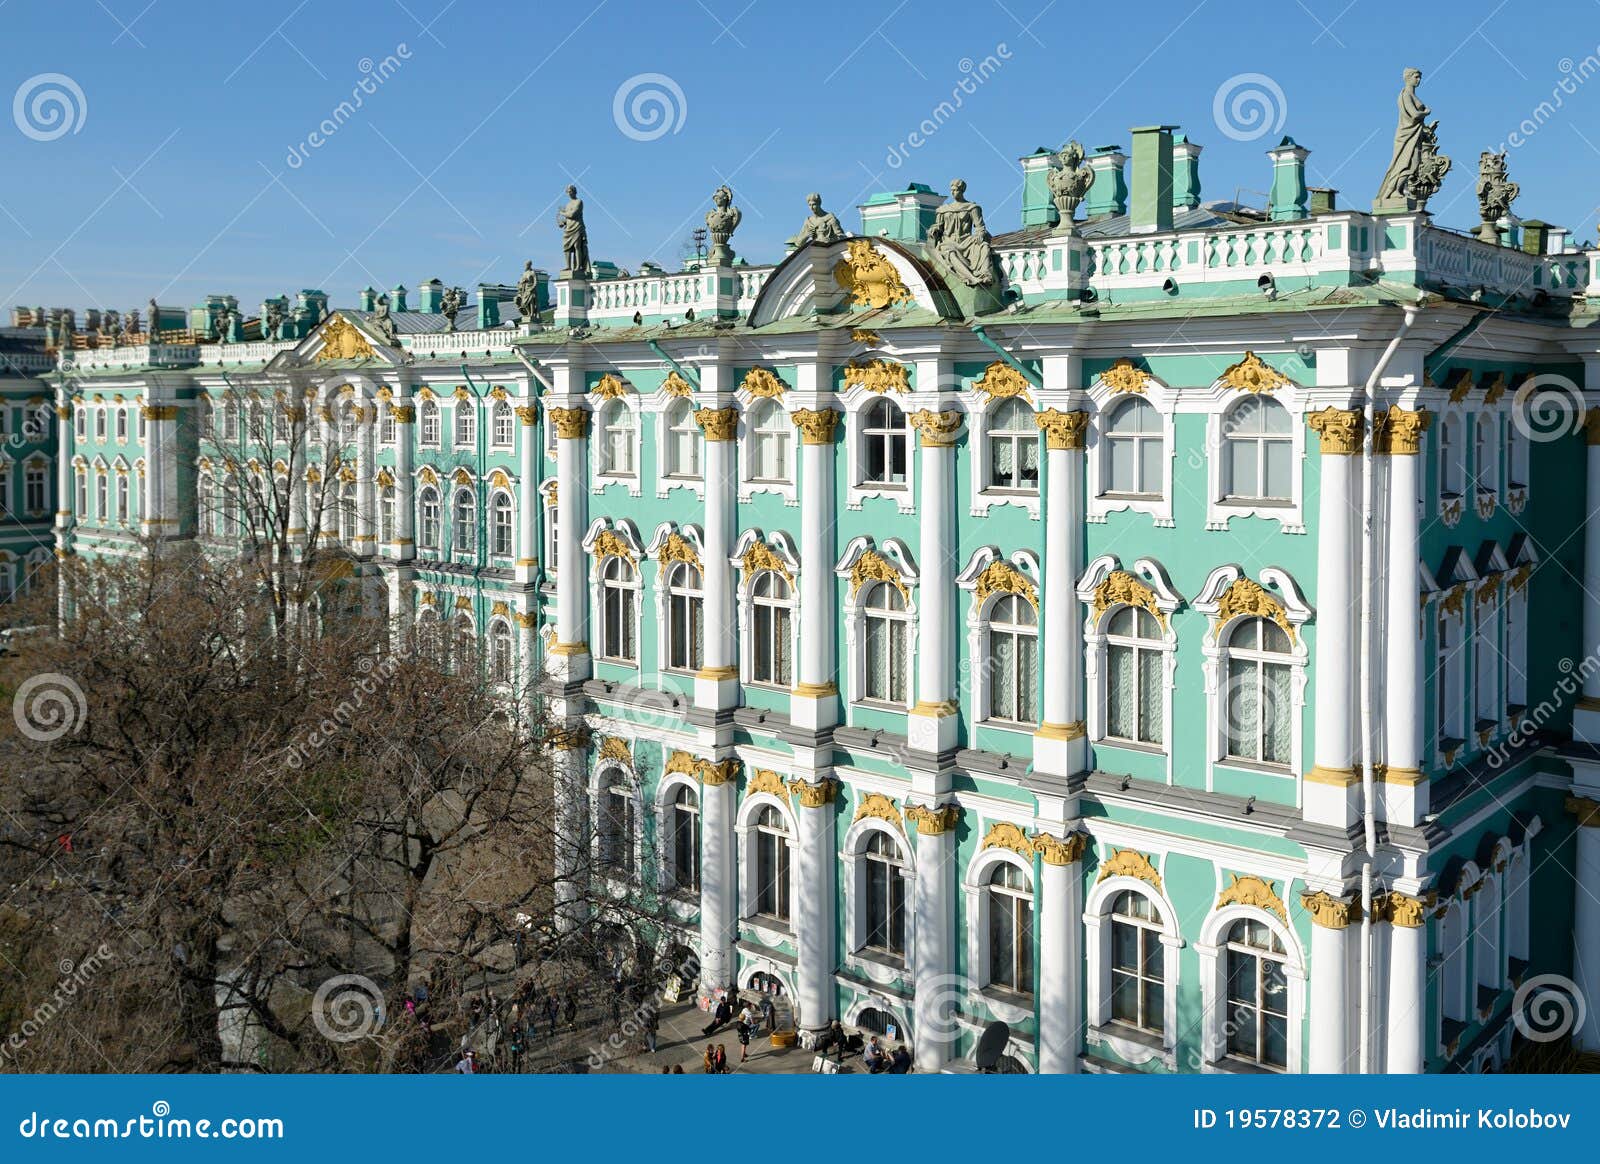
[44, 121, 1600, 1074]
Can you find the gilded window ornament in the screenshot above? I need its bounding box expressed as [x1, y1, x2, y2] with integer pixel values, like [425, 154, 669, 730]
[1220, 350, 1292, 394]
[1307, 407, 1364, 455]
[657, 532, 702, 570]
[453, 595, 472, 610]
[452, 467, 473, 486]
[909, 408, 963, 447]
[315, 315, 374, 361]
[1095, 848, 1163, 890]
[981, 821, 1036, 859]
[489, 469, 510, 489]
[590, 373, 631, 400]
[417, 466, 439, 486]
[741, 540, 793, 586]
[392, 405, 416, 423]
[1035, 408, 1088, 450]
[1300, 890, 1355, 929]
[1099, 358, 1150, 395]
[852, 792, 903, 826]
[905, 803, 961, 835]
[1091, 569, 1168, 630]
[842, 358, 909, 395]
[661, 370, 695, 398]
[549, 407, 590, 439]
[1507, 564, 1532, 594]
[849, 548, 909, 601]
[591, 529, 635, 565]
[1034, 831, 1088, 866]
[787, 777, 836, 808]
[791, 408, 839, 445]
[375, 466, 396, 488]
[1214, 577, 1294, 642]
[974, 558, 1038, 611]
[488, 385, 509, 400]
[832, 239, 913, 309]
[1217, 874, 1288, 923]
[1439, 583, 1467, 618]
[1372, 405, 1431, 455]
[1481, 371, 1507, 405]
[746, 769, 788, 798]
[453, 386, 471, 400]
[598, 736, 632, 766]
[741, 367, 788, 399]
[416, 387, 437, 401]
[973, 360, 1033, 404]
[665, 750, 701, 780]
[694, 406, 738, 442]
[850, 328, 882, 347]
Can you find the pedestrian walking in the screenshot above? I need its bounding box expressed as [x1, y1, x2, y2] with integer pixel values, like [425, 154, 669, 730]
[760, 997, 775, 1033]
[546, 995, 559, 1037]
[454, 1049, 475, 1074]
[644, 1008, 659, 1054]
[736, 1014, 752, 1063]
[564, 994, 578, 1030]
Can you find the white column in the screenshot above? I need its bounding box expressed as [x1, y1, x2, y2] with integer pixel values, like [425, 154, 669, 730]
[54, 397, 73, 535]
[792, 777, 836, 1035]
[1034, 410, 1088, 777]
[1380, 406, 1430, 824]
[138, 400, 160, 536]
[1302, 891, 1354, 1072]
[549, 406, 590, 682]
[1578, 413, 1600, 743]
[907, 409, 961, 755]
[1036, 832, 1086, 1073]
[287, 402, 308, 552]
[392, 400, 414, 559]
[551, 732, 587, 935]
[516, 400, 539, 584]
[1383, 891, 1430, 1072]
[355, 403, 376, 557]
[694, 405, 738, 709]
[698, 766, 738, 993]
[908, 804, 958, 1071]
[790, 407, 838, 731]
[1571, 796, 1600, 1051]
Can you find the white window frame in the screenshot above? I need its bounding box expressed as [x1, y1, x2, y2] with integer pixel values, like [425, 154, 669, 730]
[419, 399, 440, 447]
[962, 845, 1036, 1022]
[594, 399, 641, 494]
[1196, 903, 1306, 1074]
[659, 397, 705, 497]
[1437, 409, 1465, 527]
[1202, 382, 1306, 533]
[740, 397, 795, 505]
[491, 399, 514, 449]
[489, 490, 514, 560]
[736, 793, 798, 938]
[1079, 556, 1183, 773]
[843, 816, 914, 970]
[655, 775, 702, 895]
[1084, 873, 1182, 1069]
[843, 389, 915, 513]
[971, 397, 1040, 520]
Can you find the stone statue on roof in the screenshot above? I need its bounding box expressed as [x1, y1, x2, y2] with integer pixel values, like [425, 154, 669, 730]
[1475, 151, 1519, 244]
[373, 294, 397, 345]
[788, 192, 847, 249]
[147, 297, 159, 339]
[1375, 68, 1451, 211]
[1047, 141, 1095, 234]
[558, 185, 590, 277]
[514, 260, 540, 322]
[441, 285, 464, 333]
[705, 184, 741, 266]
[927, 178, 997, 287]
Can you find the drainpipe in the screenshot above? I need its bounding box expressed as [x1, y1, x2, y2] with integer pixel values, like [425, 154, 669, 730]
[647, 339, 701, 392]
[510, 349, 551, 685]
[969, 324, 1044, 388]
[1357, 303, 1417, 1074]
[460, 364, 489, 615]
[1421, 306, 1488, 383]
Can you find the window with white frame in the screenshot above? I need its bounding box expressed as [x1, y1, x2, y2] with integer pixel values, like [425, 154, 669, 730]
[1223, 917, 1289, 1070]
[1102, 397, 1163, 497]
[1105, 606, 1163, 746]
[339, 482, 357, 543]
[114, 475, 128, 523]
[380, 486, 396, 545]
[74, 471, 86, 519]
[489, 619, 513, 683]
[600, 782, 635, 874]
[137, 405, 147, 442]
[95, 408, 107, 441]
[418, 486, 441, 550]
[544, 490, 558, 571]
[196, 475, 213, 536]
[0, 469, 9, 517]
[1439, 415, 1464, 495]
[1474, 414, 1498, 494]
[859, 398, 907, 487]
[665, 399, 703, 479]
[420, 400, 440, 445]
[1438, 899, 1467, 1030]
[600, 556, 638, 662]
[380, 404, 396, 445]
[749, 571, 792, 686]
[860, 582, 909, 705]
[74, 407, 86, 441]
[94, 472, 107, 522]
[861, 831, 907, 957]
[1474, 594, 1500, 728]
[1109, 890, 1166, 1034]
[665, 561, 704, 672]
[491, 492, 513, 558]
[1221, 397, 1292, 503]
[454, 399, 476, 448]
[492, 400, 513, 447]
[987, 594, 1038, 725]
[1505, 580, 1528, 709]
[987, 862, 1034, 994]
[752, 805, 792, 922]
[116, 408, 128, 441]
[599, 401, 635, 476]
[1435, 611, 1465, 745]
[1507, 417, 1527, 489]
[25, 465, 46, 514]
[987, 398, 1038, 491]
[1223, 618, 1292, 766]
[669, 784, 701, 892]
[452, 488, 476, 553]
[746, 399, 789, 482]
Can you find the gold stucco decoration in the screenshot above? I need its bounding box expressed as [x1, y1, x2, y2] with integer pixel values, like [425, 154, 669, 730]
[1096, 848, 1163, 891]
[909, 408, 963, 447]
[1300, 890, 1355, 929]
[833, 239, 912, 309]
[598, 736, 632, 766]
[1307, 407, 1364, 455]
[1100, 358, 1150, 394]
[1214, 577, 1294, 643]
[981, 821, 1036, 859]
[1372, 405, 1431, 455]
[842, 358, 909, 395]
[1444, 369, 1475, 404]
[1217, 874, 1288, 922]
[316, 315, 375, 361]
[787, 777, 836, 808]
[1220, 351, 1292, 393]
[1092, 570, 1168, 630]
[515, 405, 538, 425]
[590, 373, 631, 400]
[694, 407, 738, 442]
[1035, 409, 1088, 450]
[741, 367, 788, 399]
[657, 532, 702, 570]
[974, 559, 1038, 611]
[741, 541, 793, 586]
[591, 529, 635, 565]
[1034, 832, 1088, 866]
[849, 548, 909, 601]
[1481, 371, 1508, 405]
[791, 408, 840, 445]
[661, 370, 695, 398]
[905, 803, 961, 835]
[852, 792, 903, 826]
[549, 407, 590, 439]
[973, 360, 1033, 404]
[850, 328, 882, 347]
[747, 769, 789, 798]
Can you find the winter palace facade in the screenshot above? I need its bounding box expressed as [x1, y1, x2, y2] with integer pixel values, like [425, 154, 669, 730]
[34, 118, 1600, 1074]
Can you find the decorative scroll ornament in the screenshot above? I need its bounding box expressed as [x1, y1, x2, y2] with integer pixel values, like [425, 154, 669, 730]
[452, 467, 473, 486]
[1034, 831, 1088, 866]
[1214, 577, 1294, 642]
[974, 559, 1038, 611]
[657, 532, 702, 570]
[747, 769, 789, 798]
[909, 408, 963, 447]
[1095, 848, 1163, 890]
[1217, 874, 1288, 923]
[905, 803, 962, 835]
[741, 367, 787, 399]
[598, 736, 633, 766]
[488, 469, 511, 489]
[1372, 405, 1431, 455]
[702, 759, 741, 786]
[973, 360, 1033, 404]
[417, 466, 439, 486]
[1092, 570, 1168, 630]
[660, 370, 694, 398]
[1381, 891, 1435, 928]
[549, 407, 590, 439]
[833, 239, 912, 309]
[788, 777, 836, 808]
[1444, 369, 1474, 404]
[849, 548, 909, 600]
[590, 374, 631, 400]
[1480, 370, 1508, 405]
[1507, 564, 1532, 594]
[853, 792, 903, 825]
[850, 328, 882, 347]
[981, 821, 1035, 859]
[1035, 408, 1088, 450]
[694, 407, 738, 442]
[791, 408, 840, 445]
[843, 358, 909, 395]
[1100, 358, 1150, 394]
[665, 750, 701, 779]
[741, 541, 793, 585]
[591, 529, 635, 565]
[316, 315, 375, 361]
[1439, 583, 1467, 618]
[1307, 407, 1364, 455]
[392, 404, 416, 423]
[1300, 890, 1355, 929]
[1220, 351, 1291, 394]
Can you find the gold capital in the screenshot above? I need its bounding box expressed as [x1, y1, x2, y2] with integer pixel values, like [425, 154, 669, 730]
[1036, 408, 1089, 450]
[1373, 405, 1431, 455]
[1568, 795, 1600, 828]
[1034, 831, 1088, 866]
[695, 407, 738, 442]
[1300, 890, 1356, 929]
[791, 408, 839, 445]
[905, 803, 962, 835]
[909, 408, 964, 448]
[787, 777, 836, 808]
[515, 405, 538, 425]
[550, 407, 590, 440]
[1307, 407, 1364, 455]
[1379, 891, 1435, 928]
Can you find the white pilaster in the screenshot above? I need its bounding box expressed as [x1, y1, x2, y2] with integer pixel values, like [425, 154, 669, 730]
[792, 777, 836, 1035]
[1379, 406, 1431, 823]
[516, 399, 539, 583]
[551, 733, 588, 935]
[549, 403, 590, 683]
[698, 768, 738, 992]
[908, 804, 958, 1071]
[1037, 832, 1086, 1073]
[392, 398, 414, 560]
[1034, 410, 1089, 777]
[907, 406, 961, 754]
[1302, 891, 1354, 1072]
[1382, 891, 1430, 1072]
[791, 406, 839, 730]
[695, 399, 739, 710]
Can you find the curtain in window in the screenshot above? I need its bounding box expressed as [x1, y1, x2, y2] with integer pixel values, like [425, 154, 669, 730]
[1108, 643, 1135, 738]
[1138, 650, 1163, 744]
[1264, 661, 1291, 764]
[1228, 657, 1257, 758]
[993, 633, 1016, 719]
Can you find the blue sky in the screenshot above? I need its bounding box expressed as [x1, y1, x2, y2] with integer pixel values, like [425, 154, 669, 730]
[1, 0, 1598, 313]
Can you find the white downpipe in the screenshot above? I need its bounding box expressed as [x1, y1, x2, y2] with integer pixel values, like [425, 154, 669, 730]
[1357, 305, 1416, 1073]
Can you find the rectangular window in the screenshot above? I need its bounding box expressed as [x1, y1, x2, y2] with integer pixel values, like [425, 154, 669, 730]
[25, 466, 46, 514]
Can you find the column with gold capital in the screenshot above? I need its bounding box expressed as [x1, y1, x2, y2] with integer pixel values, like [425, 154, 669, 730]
[697, 758, 740, 993]
[1570, 795, 1600, 1050]
[908, 409, 964, 754]
[550, 726, 591, 935]
[391, 399, 415, 560]
[515, 399, 540, 584]
[1034, 409, 1089, 777]
[549, 406, 591, 682]
[1303, 406, 1365, 828]
[1382, 890, 1433, 1072]
[1302, 889, 1355, 1072]
[790, 776, 837, 1037]
[906, 802, 960, 1071]
[1377, 406, 1432, 826]
[1037, 830, 1088, 1073]
[695, 405, 739, 710]
[791, 407, 839, 730]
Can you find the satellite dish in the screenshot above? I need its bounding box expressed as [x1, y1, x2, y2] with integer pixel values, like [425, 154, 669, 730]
[974, 1020, 1010, 1073]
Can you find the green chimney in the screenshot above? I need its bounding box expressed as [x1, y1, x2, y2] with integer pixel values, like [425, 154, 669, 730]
[1129, 126, 1176, 233]
[1267, 136, 1310, 222]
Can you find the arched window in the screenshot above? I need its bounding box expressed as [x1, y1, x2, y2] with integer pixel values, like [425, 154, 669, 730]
[861, 582, 908, 704]
[863, 831, 906, 956]
[339, 481, 358, 543]
[750, 571, 792, 686]
[1474, 415, 1498, 493]
[1105, 606, 1163, 745]
[1224, 617, 1292, 766]
[491, 492, 513, 558]
[380, 485, 396, 544]
[454, 399, 476, 448]
[1103, 397, 1162, 497]
[988, 594, 1038, 724]
[1223, 917, 1288, 1069]
[666, 562, 704, 672]
[418, 486, 440, 550]
[601, 556, 637, 662]
[601, 781, 635, 873]
[339, 402, 358, 445]
[747, 399, 789, 482]
[988, 862, 1034, 994]
[416, 608, 441, 663]
[74, 470, 86, 521]
[380, 404, 396, 445]
[1109, 891, 1165, 1034]
[860, 398, 907, 486]
[988, 398, 1038, 491]
[221, 402, 237, 440]
[670, 785, 700, 892]
[94, 472, 107, 523]
[600, 401, 635, 476]
[420, 399, 439, 445]
[488, 619, 513, 682]
[492, 399, 514, 447]
[115, 408, 128, 441]
[1222, 396, 1292, 502]
[545, 488, 559, 571]
[665, 399, 702, 479]
[1439, 414, 1462, 494]
[197, 475, 215, 538]
[115, 474, 129, 523]
[452, 488, 476, 553]
[753, 805, 791, 921]
[449, 613, 474, 673]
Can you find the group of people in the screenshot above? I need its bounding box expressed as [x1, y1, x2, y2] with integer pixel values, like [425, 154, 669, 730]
[699, 988, 780, 1067]
[812, 1021, 913, 1073]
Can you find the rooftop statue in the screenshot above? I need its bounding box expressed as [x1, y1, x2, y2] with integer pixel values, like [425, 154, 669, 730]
[263, 300, 284, 342]
[705, 184, 742, 266]
[441, 286, 464, 333]
[1047, 140, 1095, 234]
[373, 294, 397, 345]
[927, 178, 997, 287]
[1475, 151, 1519, 244]
[1375, 68, 1451, 211]
[514, 260, 541, 325]
[558, 185, 590, 277]
[147, 297, 159, 339]
[788, 192, 847, 249]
